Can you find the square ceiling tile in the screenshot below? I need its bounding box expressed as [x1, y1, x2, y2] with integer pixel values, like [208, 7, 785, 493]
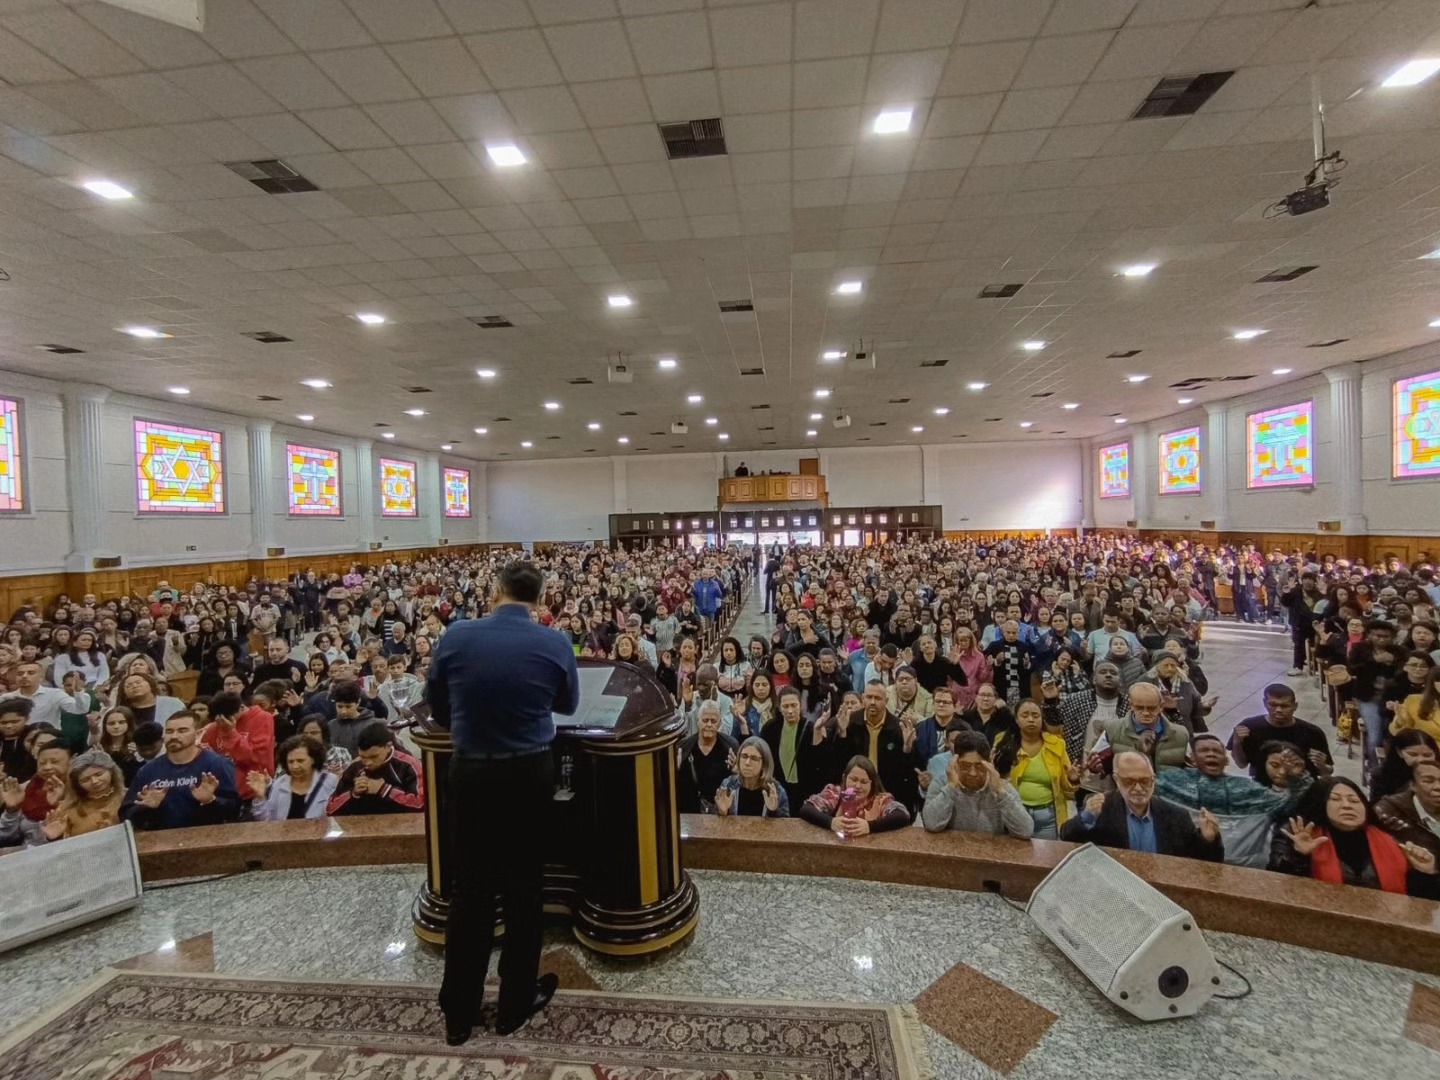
[924, 94, 1003, 137]
[311, 46, 420, 104]
[643, 70, 721, 120]
[542, 19, 638, 82]
[499, 85, 585, 133]
[864, 49, 949, 103]
[991, 86, 1080, 132]
[5, 7, 147, 78]
[236, 55, 350, 111]
[526, 130, 606, 168]
[464, 29, 564, 89]
[720, 112, 791, 153]
[709, 2, 793, 67]
[791, 106, 862, 149]
[1014, 30, 1115, 89]
[795, 57, 869, 109]
[625, 11, 712, 75]
[430, 93, 516, 141]
[595, 123, 666, 164]
[795, 0, 881, 59]
[365, 100, 456, 145]
[345, 0, 453, 42]
[956, 0, 1053, 44]
[936, 40, 1029, 96]
[92, 74, 216, 125]
[719, 64, 792, 115]
[384, 38, 491, 98]
[571, 79, 654, 127]
[164, 64, 283, 118]
[346, 146, 431, 183]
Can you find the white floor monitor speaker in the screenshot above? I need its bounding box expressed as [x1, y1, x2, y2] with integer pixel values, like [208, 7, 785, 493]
[0, 823, 143, 954]
[1025, 843, 1220, 1021]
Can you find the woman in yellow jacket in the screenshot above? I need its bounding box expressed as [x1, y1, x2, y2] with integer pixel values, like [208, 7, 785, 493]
[1390, 668, 1440, 742]
[993, 698, 1079, 838]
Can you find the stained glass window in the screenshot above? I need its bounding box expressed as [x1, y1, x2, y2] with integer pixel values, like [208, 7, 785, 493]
[379, 457, 418, 516]
[1158, 426, 1202, 494]
[135, 419, 225, 513]
[1393, 370, 1440, 478]
[286, 443, 341, 516]
[1099, 442, 1130, 499]
[1247, 402, 1313, 488]
[443, 467, 471, 517]
[0, 396, 23, 512]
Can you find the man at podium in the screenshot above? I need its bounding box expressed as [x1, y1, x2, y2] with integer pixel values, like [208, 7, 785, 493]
[428, 561, 580, 1044]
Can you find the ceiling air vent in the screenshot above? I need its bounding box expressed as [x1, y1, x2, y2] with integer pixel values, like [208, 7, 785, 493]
[740, 367, 765, 376]
[1107, 349, 1142, 358]
[1308, 338, 1349, 347]
[979, 283, 1023, 298]
[256, 395, 282, 402]
[243, 330, 291, 343]
[920, 358, 949, 367]
[1031, 392, 1053, 398]
[1255, 265, 1317, 283]
[493, 416, 511, 422]
[659, 118, 727, 159]
[857, 437, 872, 442]
[567, 377, 593, 385]
[618, 410, 638, 416]
[1131, 71, 1234, 119]
[546, 435, 561, 440]
[224, 159, 319, 194]
[403, 386, 431, 393]
[750, 404, 770, 410]
[468, 315, 513, 328]
[870, 421, 888, 427]
[758, 426, 774, 431]
[984, 417, 1002, 422]
[374, 422, 390, 428]
[718, 299, 753, 313]
[36, 343, 84, 353]
[888, 398, 910, 404]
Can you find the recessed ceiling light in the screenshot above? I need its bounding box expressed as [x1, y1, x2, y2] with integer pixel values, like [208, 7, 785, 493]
[687, 393, 703, 404]
[804, 413, 821, 423]
[1233, 329, 1266, 340]
[404, 408, 426, 416]
[1272, 367, 1292, 375]
[822, 350, 845, 360]
[1114, 417, 1127, 424]
[1422, 249, 1440, 260]
[704, 417, 718, 425]
[356, 312, 386, 325]
[1126, 374, 1149, 383]
[873, 107, 913, 134]
[486, 142, 527, 167]
[1381, 58, 1440, 88]
[617, 436, 629, 445]
[967, 381, 988, 391]
[301, 378, 332, 389]
[1062, 402, 1080, 410]
[440, 444, 452, 451]
[121, 326, 170, 339]
[476, 368, 497, 379]
[474, 426, 488, 435]
[521, 440, 533, 448]
[814, 388, 831, 399]
[718, 432, 729, 441]
[83, 180, 132, 200]
[607, 294, 632, 308]
[1429, 318, 1440, 328]
[911, 425, 924, 433]
[587, 421, 601, 431]
[805, 429, 818, 437]
[835, 281, 862, 295]
[297, 414, 314, 421]
[381, 432, 395, 438]
[657, 357, 677, 369]
[543, 401, 560, 410]
[1021, 340, 1046, 351]
[1121, 263, 1156, 277]
[1177, 398, 1194, 405]
[167, 386, 190, 395]
[1019, 421, 1033, 428]
[934, 406, 950, 415]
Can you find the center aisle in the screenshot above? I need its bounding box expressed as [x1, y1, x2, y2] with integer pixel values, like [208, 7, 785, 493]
[726, 576, 772, 650]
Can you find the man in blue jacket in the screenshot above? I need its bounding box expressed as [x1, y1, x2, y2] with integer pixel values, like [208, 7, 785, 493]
[692, 566, 725, 627]
[122, 711, 239, 830]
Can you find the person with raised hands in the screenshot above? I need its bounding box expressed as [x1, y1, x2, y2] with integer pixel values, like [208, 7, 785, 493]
[121, 711, 238, 830]
[677, 700, 737, 814]
[715, 736, 788, 818]
[799, 755, 910, 837]
[921, 730, 1034, 837]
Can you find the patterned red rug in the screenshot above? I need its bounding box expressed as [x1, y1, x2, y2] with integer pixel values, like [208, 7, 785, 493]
[0, 969, 932, 1080]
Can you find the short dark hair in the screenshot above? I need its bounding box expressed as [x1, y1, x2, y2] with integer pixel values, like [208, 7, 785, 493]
[278, 733, 326, 772]
[331, 681, 362, 705]
[879, 643, 899, 658]
[0, 696, 33, 720]
[133, 720, 164, 748]
[210, 691, 243, 720]
[498, 561, 543, 604]
[1263, 682, 1296, 702]
[253, 678, 291, 705]
[1102, 605, 1122, 618]
[356, 721, 392, 751]
[297, 712, 330, 743]
[1365, 618, 1396, 633]
[777, 685, 802, 703]
[952, 730, 992, 759]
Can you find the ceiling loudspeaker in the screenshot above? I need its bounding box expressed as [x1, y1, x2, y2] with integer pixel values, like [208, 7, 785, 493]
[607, 364, 633, 384]
[1026, 844, 1220, 1021]
[671, 421, 688, 434]
[832, 414, 851, 428]
[0, 822, 142, 954]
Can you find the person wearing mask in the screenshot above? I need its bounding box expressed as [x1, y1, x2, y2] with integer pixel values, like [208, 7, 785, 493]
[715, 736, 788, 818]
[992, 699, 1078, 838]
[1272, 776, 1438, 898]
[677, 700, 737, 814]
[921, 730, 1034, 838]
[199, 691, 275, 806]
[798, 755, 910, 836]
[325, 723, 424, 816]
[121, 711, 239, 830]
[1102, 682, 1190, 771]
[1228, 683, 1334, 781]
[1062, 751, 1224, 861]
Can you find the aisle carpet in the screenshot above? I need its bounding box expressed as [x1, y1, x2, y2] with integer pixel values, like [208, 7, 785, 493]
[0, 969, 932, 1080]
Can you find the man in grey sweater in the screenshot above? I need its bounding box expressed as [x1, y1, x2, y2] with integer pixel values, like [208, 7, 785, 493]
[921, 730, 1034, 837]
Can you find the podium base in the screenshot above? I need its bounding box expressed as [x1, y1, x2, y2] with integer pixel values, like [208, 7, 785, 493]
[573, 870, 700, 956]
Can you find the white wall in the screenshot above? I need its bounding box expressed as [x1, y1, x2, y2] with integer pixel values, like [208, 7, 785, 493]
[933, 442, 1082, 531]
[0, 375, 70, 572]
[487, 458, 614, 543]
[625, 453, 721, 512]
[821, 446, 923, 506]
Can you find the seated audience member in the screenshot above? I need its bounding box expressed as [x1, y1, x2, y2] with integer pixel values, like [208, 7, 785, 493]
[327, 680, 379, 757]
[799, 755, 910, 836]
[1102, 682, 1189, 771]
[29, 748, 126, 842]
[761, 686, 827, 807]
[915, 685, 970, 761]
[886, 665, 932, 725]
[122, 711, 239, 830]
[1061, 751, 1224, 862]
[921, 730, 1034, 838]
[677, 700, 737, 814]
[715, 736, 788, 818]
[1390, 665, 1440, 742]
[1155, 733, 1305, 868]
[249, 734, 339, 821]
[298, 713, 352, 775]
[114, 671, 185, 728]
[993, 699, 1078, 838]
[92, 706, 143, 785]
[200, 691, 275, 805]
[0, 697, 36, 781]
[1377, 758, 1440, 864]
[1228, 683, 1334, 780]
[1370, 730, 1439, 801]
[326, 722, 424, 815]
[1137, 651, 1207, 733]
[961, 683, 1016, 747]
[1272, 776, 1439, 898]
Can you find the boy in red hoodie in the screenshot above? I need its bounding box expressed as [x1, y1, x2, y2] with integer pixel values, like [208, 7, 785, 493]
[201, 690, 274, 804]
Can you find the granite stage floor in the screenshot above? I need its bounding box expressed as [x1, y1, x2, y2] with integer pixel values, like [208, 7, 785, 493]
[1, 864, 1436, 1080]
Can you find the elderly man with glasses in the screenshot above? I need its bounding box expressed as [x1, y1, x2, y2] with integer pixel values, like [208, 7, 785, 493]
[1060, 751, 1224, 862]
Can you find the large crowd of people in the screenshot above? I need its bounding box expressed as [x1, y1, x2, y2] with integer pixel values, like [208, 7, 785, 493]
[2, 533, 1438, 903]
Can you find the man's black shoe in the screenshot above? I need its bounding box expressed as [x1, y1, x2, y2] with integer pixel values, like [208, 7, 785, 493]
[445, 1017, 473, 1046]
[495, 973, 559, 1036]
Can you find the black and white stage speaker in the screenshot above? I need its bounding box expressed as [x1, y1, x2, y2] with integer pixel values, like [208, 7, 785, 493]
[1025, 843, 1219, 1021]
[0, 823, 143, 953]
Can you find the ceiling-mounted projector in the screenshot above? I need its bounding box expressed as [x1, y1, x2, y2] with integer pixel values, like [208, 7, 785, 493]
[607, 364, 632, 384]
[832, 413, 851, 428]
[849, 340, 876, 370]
[670, 420, 688, 434]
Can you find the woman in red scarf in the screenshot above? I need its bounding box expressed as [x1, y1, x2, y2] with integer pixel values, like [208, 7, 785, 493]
[1270, 776, 1439, 899]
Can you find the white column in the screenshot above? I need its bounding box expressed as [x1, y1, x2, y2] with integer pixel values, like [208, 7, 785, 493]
[423, 453, 443, 543]
[247, 418, 275, 557]
[920, 444, 940, 504]
[612, 457, 628, 512]
[61, 383, 110, 571]
[472, 462, 489, 543]
[354, 440, 375, 550]
[1324, 364, 1367, 533]
[1132, 424, 1154, 528]
[1079, 441, 1095, 531]
[1205, 402, 1229, 530]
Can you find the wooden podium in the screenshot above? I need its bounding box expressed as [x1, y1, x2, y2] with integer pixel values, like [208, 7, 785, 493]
[410, 659, 699, 956]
